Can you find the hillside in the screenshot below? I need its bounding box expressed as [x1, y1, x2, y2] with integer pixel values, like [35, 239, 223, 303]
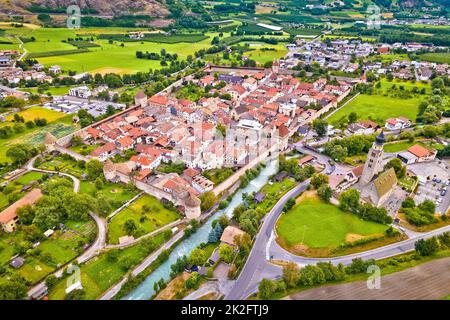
[0, 0, 170, 16]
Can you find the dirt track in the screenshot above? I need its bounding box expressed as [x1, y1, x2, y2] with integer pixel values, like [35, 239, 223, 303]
[287, 257, 450, 300]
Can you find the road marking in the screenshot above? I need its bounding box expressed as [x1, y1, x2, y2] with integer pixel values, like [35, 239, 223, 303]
[266, 230, 274, 260]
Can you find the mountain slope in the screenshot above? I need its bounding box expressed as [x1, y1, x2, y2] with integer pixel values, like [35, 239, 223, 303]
[0, 0, 170, 16]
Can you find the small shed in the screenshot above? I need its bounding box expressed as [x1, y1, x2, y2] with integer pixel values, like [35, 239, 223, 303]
[272, 171, 288, 182]
[10, 256, 25, 269]
[253, 192, 266, 204]
[44, 229, 54, 238]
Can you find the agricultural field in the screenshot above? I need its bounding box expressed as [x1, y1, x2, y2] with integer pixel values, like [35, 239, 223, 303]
[0, 219, 95, 285]
[5, 106, 67, 123]
[108, 194, 181, 244]
[241, 42, 288, 65]
[0, 24, 217, 75]
[0, 107, 77, 163]
[419, 52, 450, 64]
[276, 193, 389, 256]
[327, 92, 421, 124]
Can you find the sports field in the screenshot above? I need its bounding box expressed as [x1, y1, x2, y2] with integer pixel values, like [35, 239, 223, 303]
[276, 194, 388, 249]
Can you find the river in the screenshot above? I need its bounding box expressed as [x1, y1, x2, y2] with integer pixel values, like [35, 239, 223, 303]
[124, 158, 279, 300]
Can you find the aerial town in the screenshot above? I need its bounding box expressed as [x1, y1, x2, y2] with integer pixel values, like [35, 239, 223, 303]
[0, 0, 449, 307]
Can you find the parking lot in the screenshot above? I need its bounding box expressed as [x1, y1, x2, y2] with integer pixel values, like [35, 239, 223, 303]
[415, 179, 450, 214]
[408, 160, 450, 214]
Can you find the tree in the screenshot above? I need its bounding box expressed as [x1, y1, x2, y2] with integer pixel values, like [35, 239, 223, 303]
[312, 119, 328, 137]
[16, 204, 35, 225]
[6, 144, 37, 164]
[348, 112, 358, 123]
[298, 265, 326, 286]
[188, 248, 207, 266]
[415, 237, 440, 256]
[94, 177, 104, 189]
[418, 200, 435, 214]
[317, 185, 332, 203]
[339, 189, 360, 213]
[185, 272, 201, 290]
[219, 244, 235, 263]
[0, 278, 27, 300]
[65, 289, 85, 300]
[123, 219, 138, 235]
[311, 173, 329, 189]
[384, 158, 406, 179]
[282, 262, 300, 288]
[401, 197, 415, 209]
[86, 159, 103, 180]
[431, 77, 444, 90]
[208, 223, 223, 243]
[199, 191, 217, 212]
[258, 278, 278, 299]
[283, 198, 296, 212]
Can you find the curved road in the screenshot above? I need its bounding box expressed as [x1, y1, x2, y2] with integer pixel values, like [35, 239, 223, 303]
[26, 159, 107, 298]
[225, 170, 450, 300]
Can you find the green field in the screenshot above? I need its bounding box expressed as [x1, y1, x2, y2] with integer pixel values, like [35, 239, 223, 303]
[80, 180, 137, 209]
[0, 219, 95, 284]
[241, 42, 288, 65]
[328, 93, 421, 123]
[419, 52, 450, 64]
[47, 232, 169, 300]
[0, 24, 218, 75]
[276, 195, 388, 249]
[108, 194, 181, 244]
[14, 171, 44, 185]
[0, 108, 77, 162]
[383, 140, 444, 153]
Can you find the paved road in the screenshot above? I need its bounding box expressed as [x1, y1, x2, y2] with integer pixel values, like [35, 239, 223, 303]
[286, 257, 450, 300]
[225, 147, 450, 300]
[225, 180, 310, 300]
[26, 160, 107, 298]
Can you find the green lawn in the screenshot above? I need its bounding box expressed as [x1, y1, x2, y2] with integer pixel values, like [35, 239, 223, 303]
[108, 194, 181, 244]
[328, 93, 421, 123]
[276, 195, 388, 249]
[47, 232, 169, 300]
[20, 85, 77, 96]
[203, 168, 235, 185]
[15, 171, 44, 185]
[383, 140, 444, 153]
[80, 181, 137, 207]
[251, 178, 296, 213]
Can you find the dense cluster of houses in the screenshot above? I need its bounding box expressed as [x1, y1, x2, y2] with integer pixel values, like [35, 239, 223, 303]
[284, 39, 449, 81]
[53, 64, 353, 218]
